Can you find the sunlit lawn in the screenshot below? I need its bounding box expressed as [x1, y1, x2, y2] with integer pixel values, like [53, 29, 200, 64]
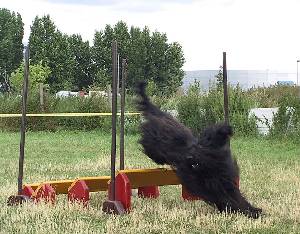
[0, 131, 299, 233]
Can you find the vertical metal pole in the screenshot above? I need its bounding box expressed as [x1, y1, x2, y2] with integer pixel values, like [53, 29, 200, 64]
[120, 59, 127, 170]
[18, 46, 30, 195]
[223, 52, 229, 125]
[110, 41, 118, 201]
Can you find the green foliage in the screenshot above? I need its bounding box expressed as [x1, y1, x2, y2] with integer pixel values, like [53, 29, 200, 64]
[92, 22, 185, 96]
[52, 96, 112, 131]
[93, 68, 110, 89]
[29, 15, 90, 92]
[0, 94, 22, 130]
[215, 66, 223, 91]
[28, 17, 184, 94]
[124, 115, 140, 134]
[177, 79, 299, 137]
[145, 80, 157, 96]
[177, 82, 258, 136]
[270, 94, 300, 138]
[0, 93, 124, 131]
[245, 85, 299, 107]
[0, 8, 24, 92]
[29, 15, 57, 65]
[10, 62, 51, 92]
[67, 34, 93, 90]
[177, 83, 206, 134]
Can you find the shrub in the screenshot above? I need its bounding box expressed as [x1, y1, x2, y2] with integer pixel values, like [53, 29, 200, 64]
[245, 85, 299, 107]
[10, 62, 51, 93]
[270, 94, 300, 138]
[52, 95, 111, 131]
[177, 83, 258, 136]
[177, 83, 207, 134]
[0, 94, 22, 131]
[0, 92, 139, 132]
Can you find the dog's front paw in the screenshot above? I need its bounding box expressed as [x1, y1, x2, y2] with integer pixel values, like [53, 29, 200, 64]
[244, 206, 262, 219]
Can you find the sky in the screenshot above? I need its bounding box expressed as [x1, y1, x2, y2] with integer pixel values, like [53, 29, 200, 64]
[1, 0, 300, 72]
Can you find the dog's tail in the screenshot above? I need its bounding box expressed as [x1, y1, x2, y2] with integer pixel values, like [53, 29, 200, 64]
[135, 81, 163, 116]
[135, 80, 150, 106]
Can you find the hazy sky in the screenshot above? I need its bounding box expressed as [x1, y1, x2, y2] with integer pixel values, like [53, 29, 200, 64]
[1, 0, 300, 72]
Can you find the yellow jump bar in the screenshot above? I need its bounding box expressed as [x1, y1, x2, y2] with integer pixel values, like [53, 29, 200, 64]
[23, 168, 181, 195]
[24, 176, 110, 194]
[0, 112, 140, 118]
[119, 168, 181, 188]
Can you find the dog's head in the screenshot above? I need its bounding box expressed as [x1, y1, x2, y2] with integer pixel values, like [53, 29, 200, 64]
[199, 124, 233, 149]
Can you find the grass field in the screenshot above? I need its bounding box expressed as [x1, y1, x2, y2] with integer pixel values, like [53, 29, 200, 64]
[0, 131, 299, 233]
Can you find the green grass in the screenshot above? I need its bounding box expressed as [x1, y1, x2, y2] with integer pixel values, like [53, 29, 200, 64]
[0, 131, 299, 233]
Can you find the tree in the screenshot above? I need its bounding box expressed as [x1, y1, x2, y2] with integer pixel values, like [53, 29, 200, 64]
[162, 42, 185, 95]
[126, 26, 148, 89]
[92, 21, 185, 96]
[28, 17, 185, 94]
[68, 34, 93, 90]
[92, 24, 115, 89]
[29, 15, 75, 91]
[215, 66, 223, 91]
[148, 32, 185, 96]
[29, 15, 56, 65]
[11, 62, 51, 92]
[49, 31, 75, 91]
[0, 8, 24, 92]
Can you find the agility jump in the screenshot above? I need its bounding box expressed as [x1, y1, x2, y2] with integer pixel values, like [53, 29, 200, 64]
[7, 41, 198, 209]
[7, 42, 260, 219]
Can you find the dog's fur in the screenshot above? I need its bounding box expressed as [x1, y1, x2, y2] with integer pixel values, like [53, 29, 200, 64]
[135, 81, 262, 218]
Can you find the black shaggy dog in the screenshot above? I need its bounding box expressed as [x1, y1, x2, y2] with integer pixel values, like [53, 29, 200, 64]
[135, 81, 262, 219]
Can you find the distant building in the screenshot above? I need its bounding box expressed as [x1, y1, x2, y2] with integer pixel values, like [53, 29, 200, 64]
[183, 70, 297, 91]
[276, 81, 295, 86]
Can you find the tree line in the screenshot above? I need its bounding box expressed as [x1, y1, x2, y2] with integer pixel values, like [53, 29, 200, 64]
[0, 8, 185, 96]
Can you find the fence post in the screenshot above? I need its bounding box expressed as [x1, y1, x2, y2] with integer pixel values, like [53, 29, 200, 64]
[107, 85, 112, 111]
[39, 83, 44, 112]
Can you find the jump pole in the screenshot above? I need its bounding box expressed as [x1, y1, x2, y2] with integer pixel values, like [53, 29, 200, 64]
[7, 46, 31, 205]
[222, 52, 239, 186]
[102, 41, 125, 214]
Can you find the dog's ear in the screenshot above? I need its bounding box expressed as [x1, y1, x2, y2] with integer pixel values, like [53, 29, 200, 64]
[217, 125, 233, 137]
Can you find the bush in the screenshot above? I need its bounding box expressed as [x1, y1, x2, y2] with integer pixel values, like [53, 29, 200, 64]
[177, 83, 258, 136]
[0, 92, 140, 132]
[123, 115, 140, 135]
[270, 94, 300, 139]
[2, 82, 298, 137]
[245, 85, 299, 107]
[0, 94, 22, 131]
[177, 83, 207, 134]
[11, 62, 51, 93]
[51, 95, 111, 131]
